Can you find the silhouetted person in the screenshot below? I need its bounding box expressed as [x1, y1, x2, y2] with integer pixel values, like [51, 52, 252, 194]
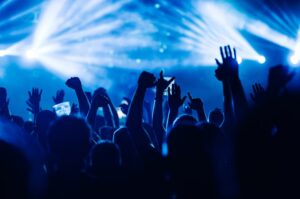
[47, 116, 93, 199]
[209, 108, 224, 127]
[167, 124, 217, 199]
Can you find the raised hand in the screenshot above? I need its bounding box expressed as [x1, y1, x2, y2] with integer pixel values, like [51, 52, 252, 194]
[52, 89, 65, 104]
[138, 71, 157, 89]
[94, 87, 119, 128]
[215, 45, 239, 80]
[250, 83, 266, 104]
[187, 92, 204, 111]
[94, 87, 109, 99]
[27, 88, 42, 115]
[91, 94, 109, 108]
[188, 92, 207, 122]
[65, 77, 82, 90]
[156, 71, 175, 94]
[66, 77, 90, 116]
[168, 84, 186, 111]
[268, 64, 295, 93]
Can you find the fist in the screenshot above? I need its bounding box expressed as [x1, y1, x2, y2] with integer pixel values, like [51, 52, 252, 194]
[138, 71, 156, 89]
[66, 77, 82, 90]
[92, 94, 109, 108]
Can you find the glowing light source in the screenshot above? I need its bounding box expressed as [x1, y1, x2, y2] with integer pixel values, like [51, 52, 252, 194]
[237, 56, 243, 64]
[290, 54, 299, 65]
[0, 50, 7, 57]
[25, 49, 38, 60]
[257, 55, 266, 64]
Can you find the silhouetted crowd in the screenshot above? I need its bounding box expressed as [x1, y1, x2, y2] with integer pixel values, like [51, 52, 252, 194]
[0, 46, 299, 199]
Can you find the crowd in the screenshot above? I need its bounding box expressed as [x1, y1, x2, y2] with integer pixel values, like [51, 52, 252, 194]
[0, 46, 299, 199]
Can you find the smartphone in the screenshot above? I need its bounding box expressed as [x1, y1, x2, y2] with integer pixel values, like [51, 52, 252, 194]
[53, 101, 71, 117]
[164, 77, 175, 96]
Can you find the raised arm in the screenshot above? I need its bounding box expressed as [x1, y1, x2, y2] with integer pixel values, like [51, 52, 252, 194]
[187, 92, 207, 123]
[87, 94, 109, 129]
[153, 71, 175, 147]
[126, 71, 156, 147]
[66, 77, 90, 116]
[216, 46, 248, 121]
[26, 88, 42, 122]
[166, 84, 186, 128]
[94, 87, 119, 128]
[215, 54, 235, 128]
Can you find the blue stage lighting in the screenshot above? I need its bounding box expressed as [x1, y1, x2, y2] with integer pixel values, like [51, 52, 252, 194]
[0, 50, 7, 57]
[290, 55, 299, 66]
[257, 55, 266, 64]
[25, 49, 38, 60]
[237, 56, 243, 64]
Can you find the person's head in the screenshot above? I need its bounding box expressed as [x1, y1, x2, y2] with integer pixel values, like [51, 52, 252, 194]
[209, 108, 224, 127]
[173, 114, 197, 127]
[48, 116, 91, 167]
[94, 115, 105, 132]
[0, 120, 46, 199]
[36, 110, 56, 148]
[167, 124, 215, 198]
[36, 110, 56, 133]
[113, 127, 136, 167]
[90, 141, 121, 174]
[0, 140, 29, 199]
[23, 121, 34, 134]
[99, 126, 114, 141]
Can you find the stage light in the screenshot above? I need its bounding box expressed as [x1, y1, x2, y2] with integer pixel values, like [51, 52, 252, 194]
[257, 55, 266, 64]
[25, 49, 38, 60]
[0, 50, 7, 57]
[237, 56, 243, 64]
[290, 55, 299, 65]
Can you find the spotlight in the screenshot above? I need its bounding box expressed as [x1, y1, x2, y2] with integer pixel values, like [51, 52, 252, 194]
[237, 56, 243, 64]
[290, 55, 299, 65]
[0, 50, 8, 57]
[25, 49, 38, 60]
[257, 55, 266, 64]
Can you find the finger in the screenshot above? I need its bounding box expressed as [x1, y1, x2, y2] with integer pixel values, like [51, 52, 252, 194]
[177, 84, 181, 96]
[228, 45, 232, 57]
[39, 90, 43, 96]
[160, 70, 163, 79]
[167, 87, 171, 96]
[215, 59, 222, 67]
[225, 46, 229, 58]
[167, 77, 175, 86]
[26, 102, 33, 108]
[26, 108, 33, 113]
[220, 46, 225, 61]
[181, 96, 187, 105]
[233, 48, 237, 60]
[172, 84, 176, 95]
[188, 92, 193, 101]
